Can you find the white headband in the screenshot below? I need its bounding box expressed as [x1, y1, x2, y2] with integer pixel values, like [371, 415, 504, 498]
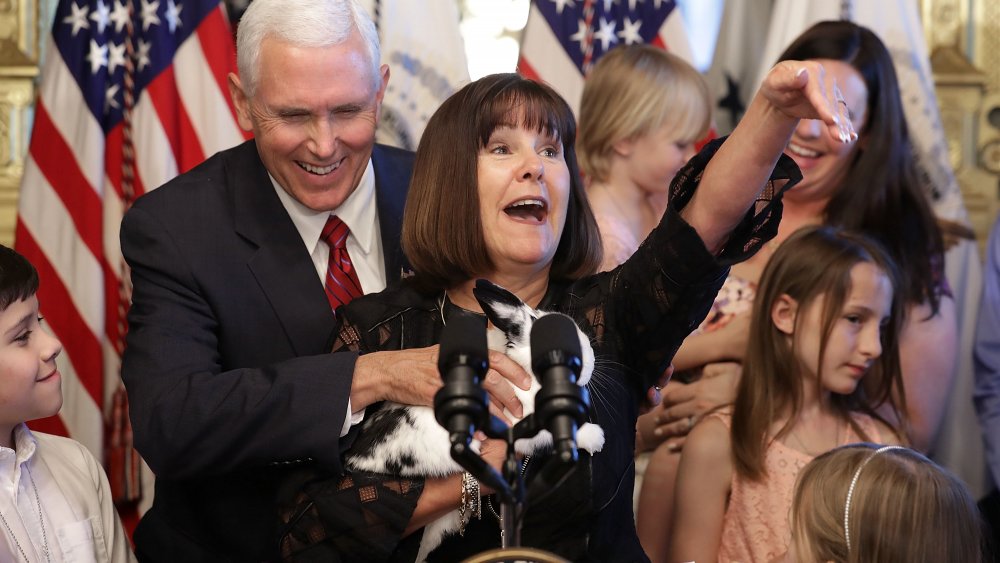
[843, 445, 906, 552]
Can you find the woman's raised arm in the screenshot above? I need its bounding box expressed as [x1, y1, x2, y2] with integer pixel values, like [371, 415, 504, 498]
[683, 61, 857, 254]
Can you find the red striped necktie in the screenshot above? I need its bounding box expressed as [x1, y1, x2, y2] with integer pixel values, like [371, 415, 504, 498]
[320, 215, 363, 311]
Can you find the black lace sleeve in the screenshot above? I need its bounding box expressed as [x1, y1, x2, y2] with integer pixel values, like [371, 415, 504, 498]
[560, 137, 800, 397]
[278, 469, 424, 562]
[667, 136, 800, 264]
[276, 313, 426, 563]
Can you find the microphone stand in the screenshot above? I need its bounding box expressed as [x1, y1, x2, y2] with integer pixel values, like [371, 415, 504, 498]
[474, 409, 582, 550]
[435, 311, 586, 562]
[450, 409, 580, 550]
[454, 413, 574, 563]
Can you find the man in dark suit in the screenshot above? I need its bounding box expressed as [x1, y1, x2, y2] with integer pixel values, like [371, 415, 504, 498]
[120, 1, 528, 560]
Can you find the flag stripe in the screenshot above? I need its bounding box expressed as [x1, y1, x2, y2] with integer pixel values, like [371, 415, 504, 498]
[16, 1, 243, 514]
[192, 6, 245, 130]
[104, 124, 127, 200]
[147, 65, 207, 173]
[24, 414, 70, 438]
[29, 104, 104, 260]
[175, 34, 247, 159]
[105, 124, 151, 201]
[38, 36, 105, 193]
[132, 94, 180, 196]
[15, 223, 103, 408]
[18, 160, 105, 336]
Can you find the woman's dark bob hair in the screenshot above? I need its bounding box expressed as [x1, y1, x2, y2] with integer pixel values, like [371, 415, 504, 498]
[402, 73, 602, 291]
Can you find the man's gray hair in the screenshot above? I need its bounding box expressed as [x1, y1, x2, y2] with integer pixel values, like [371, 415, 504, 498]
[236, 0, 381, 97]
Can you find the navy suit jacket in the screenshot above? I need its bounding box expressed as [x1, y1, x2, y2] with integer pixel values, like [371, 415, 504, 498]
[120, 140, 414, 561]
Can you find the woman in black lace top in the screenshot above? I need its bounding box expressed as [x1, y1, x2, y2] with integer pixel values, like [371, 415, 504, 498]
[278, 63, 855, 562]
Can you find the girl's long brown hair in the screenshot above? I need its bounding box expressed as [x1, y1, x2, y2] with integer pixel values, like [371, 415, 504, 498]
[731, 227, 908, 480]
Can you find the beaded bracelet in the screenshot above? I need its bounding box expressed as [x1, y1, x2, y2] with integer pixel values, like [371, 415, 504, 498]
[458, 472, 482, 536]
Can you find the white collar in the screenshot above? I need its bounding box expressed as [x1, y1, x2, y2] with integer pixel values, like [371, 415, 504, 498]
[271, 158, 378, 254]
[0, 424, 38, 489]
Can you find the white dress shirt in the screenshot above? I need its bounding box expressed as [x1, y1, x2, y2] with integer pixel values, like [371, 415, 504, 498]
[0, 424, 135, 562]
[271, 158, 386, 436]
[271, 158, 387, 295]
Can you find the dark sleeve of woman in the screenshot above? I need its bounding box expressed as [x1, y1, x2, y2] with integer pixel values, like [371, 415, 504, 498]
[276, 313, 426, 563]
[565, 137, 800, 397]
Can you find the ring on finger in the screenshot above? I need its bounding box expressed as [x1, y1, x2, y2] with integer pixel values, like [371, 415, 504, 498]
[687, 415, 695, 430]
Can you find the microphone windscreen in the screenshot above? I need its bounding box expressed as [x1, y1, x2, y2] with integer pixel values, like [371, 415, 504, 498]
[530, 313, 582, 373]
[438, 312, 488, 373]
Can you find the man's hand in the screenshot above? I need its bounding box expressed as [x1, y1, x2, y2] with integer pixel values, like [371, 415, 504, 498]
[350, 346, 531, 423]
[351, 346, 444, 411]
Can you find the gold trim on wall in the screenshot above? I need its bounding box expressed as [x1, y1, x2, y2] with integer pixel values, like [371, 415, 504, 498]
[0, 0, 42, 246]
[0, 77, 32, 245]
[924, 0, 1000, 254]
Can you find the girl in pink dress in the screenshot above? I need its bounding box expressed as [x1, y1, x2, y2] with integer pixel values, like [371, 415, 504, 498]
[669, 227, 907, 563]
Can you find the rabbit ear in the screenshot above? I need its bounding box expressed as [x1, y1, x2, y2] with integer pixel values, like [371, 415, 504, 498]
[473, 279, 535, 340]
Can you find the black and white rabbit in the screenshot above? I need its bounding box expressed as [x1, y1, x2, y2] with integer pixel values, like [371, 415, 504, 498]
[344, 279, 604, 561]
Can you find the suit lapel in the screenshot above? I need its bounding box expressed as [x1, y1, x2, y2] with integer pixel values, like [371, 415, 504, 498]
[371, 144, 411, 284]
[230, 141, 335, 356]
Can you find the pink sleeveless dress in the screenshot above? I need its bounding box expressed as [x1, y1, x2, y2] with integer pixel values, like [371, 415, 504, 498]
[713, 412, 883, 563]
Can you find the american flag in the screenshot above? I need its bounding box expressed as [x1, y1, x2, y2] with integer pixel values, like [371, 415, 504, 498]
[518, 0, 693, 115]
[16, 0, 246, 507]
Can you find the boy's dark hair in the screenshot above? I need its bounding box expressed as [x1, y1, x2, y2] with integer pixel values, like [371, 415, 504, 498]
[0, 245, 39, 310]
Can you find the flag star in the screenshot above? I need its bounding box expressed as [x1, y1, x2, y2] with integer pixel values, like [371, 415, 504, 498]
[627, 0, 644, 11]
[108, 41, 126, 73]
[105, 83, 121, 112]
[569, 19, 589, 54]
[90, 0, 111, 34]
[141, 0, 161, 32]
[86, 39, 108, 74]
[62, 2, 90, 37]
[618, 17, 642, 45]
[137, 38, 153, 71]
[550, 0, 575, 15]
[165, 0, 183, 33]
[110, 0, 129, 33]
[652, 0, 667, 8]
[593, 17, 618, 51]
[602, 0, 617, 12]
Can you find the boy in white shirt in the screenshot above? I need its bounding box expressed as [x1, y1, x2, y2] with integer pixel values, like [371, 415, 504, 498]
[0, 245, 134, 562]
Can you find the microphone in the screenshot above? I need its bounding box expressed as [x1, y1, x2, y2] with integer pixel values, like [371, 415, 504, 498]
[530, 313, 588, 464]
[433, 313, 489, 452]
[433, 314, 511, 499]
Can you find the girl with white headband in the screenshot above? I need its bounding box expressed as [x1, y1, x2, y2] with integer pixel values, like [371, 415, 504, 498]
[670, 227, 908, 562]
[787, 443, 984, 562]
